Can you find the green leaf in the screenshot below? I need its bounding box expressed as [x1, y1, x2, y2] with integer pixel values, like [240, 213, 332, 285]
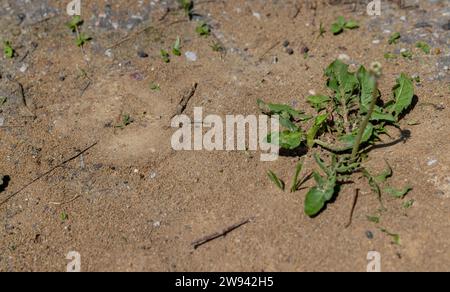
[76, 33, 91, 47]
[257, 99, 311, 121]
[267, 170, 285, 191]
[374, 160, 393, 183]
[384, 52, 397, 59]
[325, 60, 358, 98]
[344, 20, 359, 29]
[370, 108, 396, 122]
[66, 15, 83, 32]
[173, 36, 182, 56]
[416, 41, 430, 54]
[196, 22, 211, 37]
[305, 173, 336, 217]
[401, 49, 413, 60]
[0, 96, 6, 107]
[307, 95, 331, 111]
[388, 32, 401, 45]
[339, 123, 374, 147]
[3, 41, 14, 59]
[290, 160, 304, 193]
[161, 49, 170, 63]
[367, 216, 380, 224]
[390, 73, 414, 119]
[331, 23, 343, 35]
[403, 199, 414, 209]
[357, 66, 378, 113]
[307, 114, 328, 148]
[380, 228, 401, 245]
[384, 185, 412, 199]
[268, 131, 304, 150]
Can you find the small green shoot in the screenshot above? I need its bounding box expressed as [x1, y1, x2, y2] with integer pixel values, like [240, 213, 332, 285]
[416, 41, 430, 54]
[384, 52, 397, 59]
[76, 33, 92, 47]
[384, 185, 412, 199]
[210, 41, 224, 52]
[61, 212, 69, 222]
[196, 22, 211, 37]
[367, 216, 380, 224]
[380, 228, 401, 245]
[388, 32, 401, 45]
[150, 83, 161, 91]
[172, 37, 182, 56]
[66, 15, 83, 32]
[290, 160, 305, 193]
[161, 49, 170, 63]
[0, 96, 7, 107]
[3, 41, 14, 59]
[267, 170, 285, 191]
[401, 49, 413, 60]
[116, 114, 134, 129]
[403, 199, 414, 209]
[178, 0, 194, 20]
[67, 16, 91, 48]
[331, 16, 359, 35]
[318, 22, 326, 38]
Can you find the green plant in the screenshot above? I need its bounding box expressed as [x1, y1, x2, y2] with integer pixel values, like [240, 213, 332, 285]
[210, 41, 224, 52]
[116, 114, 134, 129]
[0, 96, 7, 107]
[178, 0, 194, 20]
[267, 170, 285, 191]
[260, 59, 415, 217]
[3, 41, 14, 58]
[416, 41, 430, 54]
[318, 22, 326, 38]
[331, 16, 359, 35]
[61, 211, 69, 221]
[150, 83, 161, 91]
[161, 49, 170, 63]
[388, 32, 401, 44]
[401, 49, 412, 60]
[66, 16, 91, 47]
[196, 22, 211, 37]
[172, 37, 182, 56]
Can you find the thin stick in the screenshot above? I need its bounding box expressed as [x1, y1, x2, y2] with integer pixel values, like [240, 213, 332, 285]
[49, 194, 81, 206]
[172, 83, 198, 118]
[192, 218, 253, 249]
[345, 188, 359, 228]
[0, 142, 98, 207]
[258, 40, 281, 62]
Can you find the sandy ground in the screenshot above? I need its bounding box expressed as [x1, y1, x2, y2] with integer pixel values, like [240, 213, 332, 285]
[0, 0, 449, 271]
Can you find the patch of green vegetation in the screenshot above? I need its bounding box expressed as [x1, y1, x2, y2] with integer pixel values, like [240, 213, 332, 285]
[196, 22, 211, 37]
[172, 37, 182, 56]
[416, 41, 430, 54]
[384, 52, 397, 59]
[61, 211, 69, 222]
[150, 83, 161, 91]
[380, 228, 401, 245]
[318, 22, 326, 38]
[66, 16, 91, 47]
[388, 32, 401, 45]
[116, 114, 134, 129]
[401, 49, 413, 60]
[259, 59, 416, 217]
[0, 96, 7, 107]
[403, 199, 414, 209]
[3, 41, 14, 58]
[367, 216, 380, 224]
[210, 41, 224, 52]
[178, 0, 194, 20]
[161, 49, 170, 63]
[267, 170, 285, 191]
[331, 16, 359, 35]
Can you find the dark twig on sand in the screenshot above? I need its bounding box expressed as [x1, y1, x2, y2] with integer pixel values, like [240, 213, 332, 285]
[345, 188, 359, 228]
[172, 83, 198, 119]
[192, 218, 253, 249]
[0, 142, 98, 207]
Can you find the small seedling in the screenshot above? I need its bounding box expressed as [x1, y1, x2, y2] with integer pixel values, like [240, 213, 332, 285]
[116, 114, 134, 129]
[384, 52, 397, 59]
[380, 228, 401, 245]
[161, 49, 170, 63]
[318, 22, 326, 38]
[196, 22, 211, 37]
[388, 32, 401, 44]
[331, 16, 359, 35]
[267, 170, 285, 191]
[3, 41, 14, 58]
[150, 83, 161, 91]
[61, 212, 69, 221]
[401, 49, 413, 60]
[403, 199, 414, 209]
[384, 185, 412, 199]
[416, 41, 430, 54]
[367, 216, 380, 224]
[172, 37, 182, 56]
[0, 96, 7, 107]
[66, 16, 91, 48]
[178, 0, 194, 20]
[210, 41, 224, 52]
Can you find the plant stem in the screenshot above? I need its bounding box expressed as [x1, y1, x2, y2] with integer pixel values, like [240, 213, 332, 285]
[351, 76, 378, 160]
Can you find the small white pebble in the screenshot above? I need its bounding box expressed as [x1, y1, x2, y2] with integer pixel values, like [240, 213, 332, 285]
[0, 116, 4, 127]
[19, 63, 28, 73]
[308, 89, 316, 95]
[105, 49, 114, 58]
[185, 51, 197, 62]
[134, 169, 139, 173]
[372, 39, 380, 44]
[153, 221, 161, 228]
[400, 16, 406, 21]
[252, 12, 261, 20]
[427, 159, 438, 166]
[149, 172, 157, 179]
[338, 54, 350, 62]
